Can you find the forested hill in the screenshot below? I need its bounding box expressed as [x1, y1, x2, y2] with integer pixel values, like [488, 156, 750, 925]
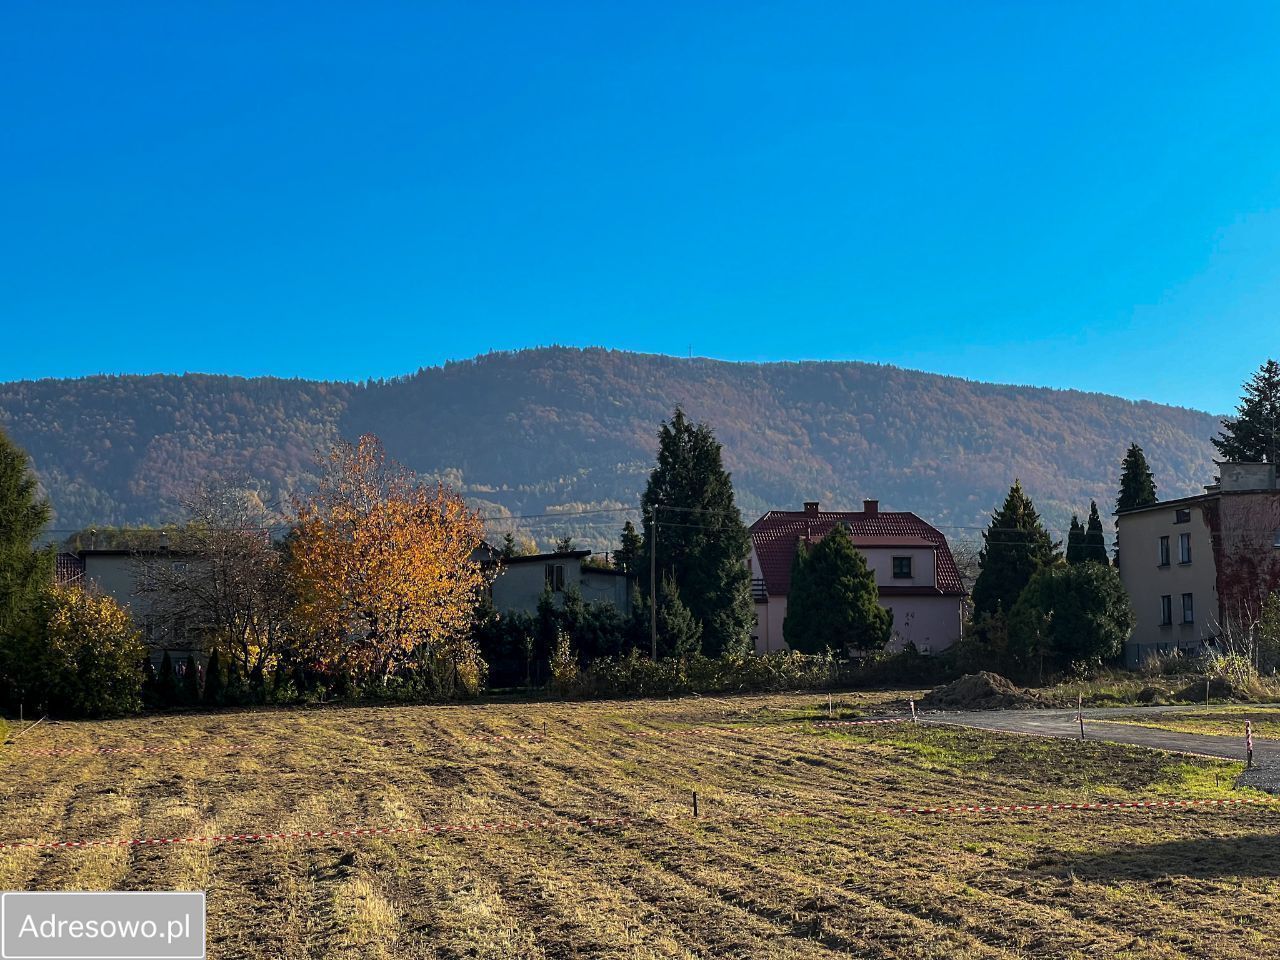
[0, 347, 1222, 550]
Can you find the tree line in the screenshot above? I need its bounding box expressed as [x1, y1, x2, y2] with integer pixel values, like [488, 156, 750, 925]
[3, 358, 1279, 716]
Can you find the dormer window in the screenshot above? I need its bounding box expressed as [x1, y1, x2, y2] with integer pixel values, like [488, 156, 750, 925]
[892, 556, 913, 579]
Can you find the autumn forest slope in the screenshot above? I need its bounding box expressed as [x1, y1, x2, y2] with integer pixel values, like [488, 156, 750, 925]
[0, 347, 1222, 550]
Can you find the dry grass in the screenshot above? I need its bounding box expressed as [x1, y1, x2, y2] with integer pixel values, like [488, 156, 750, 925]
[1, 692, 1278, 959]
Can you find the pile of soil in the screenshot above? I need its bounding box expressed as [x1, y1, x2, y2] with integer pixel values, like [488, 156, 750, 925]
[1175, 676, 1254, 703]
[920, 672, 1048, 711]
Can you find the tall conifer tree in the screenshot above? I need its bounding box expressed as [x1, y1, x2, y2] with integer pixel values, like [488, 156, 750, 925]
[1214, 359, 1280, 464]
[1084, 501, 1109, 565]
[640, 409, 753, 657]
[971, 481, 1060, 619]
[0, 428, 53, 636]
[1116, 443, 1158, 512]
[1065, 516, 1085, 565]
[614, 521, 644, 575]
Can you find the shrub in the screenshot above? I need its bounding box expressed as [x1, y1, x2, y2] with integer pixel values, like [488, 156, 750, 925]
[1008, 563, 1133, 678]
[575, 650, 842, 699]
[549, 630, 579, 697]
[20, 585, 145, 718]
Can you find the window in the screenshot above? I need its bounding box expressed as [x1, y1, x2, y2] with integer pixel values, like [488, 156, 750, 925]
[1160, 595, 1172, 626]
[544, 563, 566, 592]
[1158, 536, 1170, 566]
[1273, 528, 1280, 549]
[892, 556, 913, 579]
[1178, 533, 1192, 564]
[1182, 593, 1194, 624]
[1174, 508, 1191, 524]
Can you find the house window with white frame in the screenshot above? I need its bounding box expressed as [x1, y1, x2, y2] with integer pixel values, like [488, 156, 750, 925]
[1181, 592, 1194, 624]
[1178, 533, 1191, 564]
[1160, 595, 1172, 626]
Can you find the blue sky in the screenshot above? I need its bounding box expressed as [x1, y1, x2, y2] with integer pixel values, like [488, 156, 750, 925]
[3, 2, 1279, 413]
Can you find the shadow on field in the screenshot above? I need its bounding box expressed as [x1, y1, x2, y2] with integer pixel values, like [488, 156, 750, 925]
[1059, 833, 1280, 880]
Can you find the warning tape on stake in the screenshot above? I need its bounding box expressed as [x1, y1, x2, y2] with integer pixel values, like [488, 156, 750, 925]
[874, 797, 1280, 815]
[12, 744, 245, 758]
[0, 816, 634, 852]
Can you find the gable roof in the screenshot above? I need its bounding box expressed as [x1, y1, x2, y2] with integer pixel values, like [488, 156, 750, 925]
[749, 508, 965, 597]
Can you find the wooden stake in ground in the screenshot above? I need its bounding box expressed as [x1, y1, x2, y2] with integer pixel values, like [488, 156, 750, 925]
[1247, 721, 1254, 769]
[692, 790, 699, 818]
[910, 699, 917, 722]
[1078, 695, 1085, 742]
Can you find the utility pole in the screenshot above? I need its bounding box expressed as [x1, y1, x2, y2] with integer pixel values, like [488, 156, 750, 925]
[649, 514, 658, 660]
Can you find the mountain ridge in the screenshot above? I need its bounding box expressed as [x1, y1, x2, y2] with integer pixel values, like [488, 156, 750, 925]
[0, 346, 1225, 550]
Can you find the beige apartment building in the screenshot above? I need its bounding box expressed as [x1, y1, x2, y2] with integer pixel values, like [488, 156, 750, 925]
[1116, 462, 1280, 667]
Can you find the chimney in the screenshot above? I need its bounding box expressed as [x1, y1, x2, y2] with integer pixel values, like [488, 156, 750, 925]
[803, 501, 819, 515]
[863, 499, 879, 514]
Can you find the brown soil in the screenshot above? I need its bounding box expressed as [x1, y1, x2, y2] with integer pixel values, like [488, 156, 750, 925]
[920, 671, 1053, 711]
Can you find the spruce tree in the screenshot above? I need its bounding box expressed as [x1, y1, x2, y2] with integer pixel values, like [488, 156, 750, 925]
[1084, 501, 1109, 565]
[783, 524, 891, 654]
[0, 428, 53, 637]
[1213, 358, 1280, 463]
[640, 409, 753, 657]
[1116, 443, 1158, 511]
[202, 648, 224, 706]
[181, 654, 200, 704]
[656, 574, 702, 658]
[140, 655, 158, 708]
[156, 651, 177, 707]
[971, 481, 1060, 619]
[1065, 516, 1085, 565]
[614, 521, 643, 575]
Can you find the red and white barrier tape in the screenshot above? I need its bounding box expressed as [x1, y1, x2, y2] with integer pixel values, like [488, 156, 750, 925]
[874, 797, 1279, 816]
[0, 816, 633, 852]
[13, 744, 244, 758]
[626, 717, 907, 739]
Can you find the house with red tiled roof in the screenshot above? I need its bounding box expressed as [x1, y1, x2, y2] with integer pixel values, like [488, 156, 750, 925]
[748, 500, 966, 655]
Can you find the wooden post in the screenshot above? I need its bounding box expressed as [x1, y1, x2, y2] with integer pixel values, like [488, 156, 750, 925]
[1077, 694, 1085, 741]
[828, 693, 833, 719]
[1247, 721, 1254, 770]
[1205, 678, 1211, 704]
[692, 790, 699, 818]
[910, 699, 917, 722]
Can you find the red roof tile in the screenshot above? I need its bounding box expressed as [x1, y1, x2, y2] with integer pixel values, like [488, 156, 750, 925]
[749, 509, 966, 597]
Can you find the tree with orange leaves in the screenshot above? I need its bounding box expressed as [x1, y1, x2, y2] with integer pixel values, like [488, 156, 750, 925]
[288, 434, 490, 692]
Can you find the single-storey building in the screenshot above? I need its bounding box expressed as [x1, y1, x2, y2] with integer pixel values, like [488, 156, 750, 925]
[747, 500, 966, 655]
[487, 549, 633, 617]
[54, 547, 205, 667]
